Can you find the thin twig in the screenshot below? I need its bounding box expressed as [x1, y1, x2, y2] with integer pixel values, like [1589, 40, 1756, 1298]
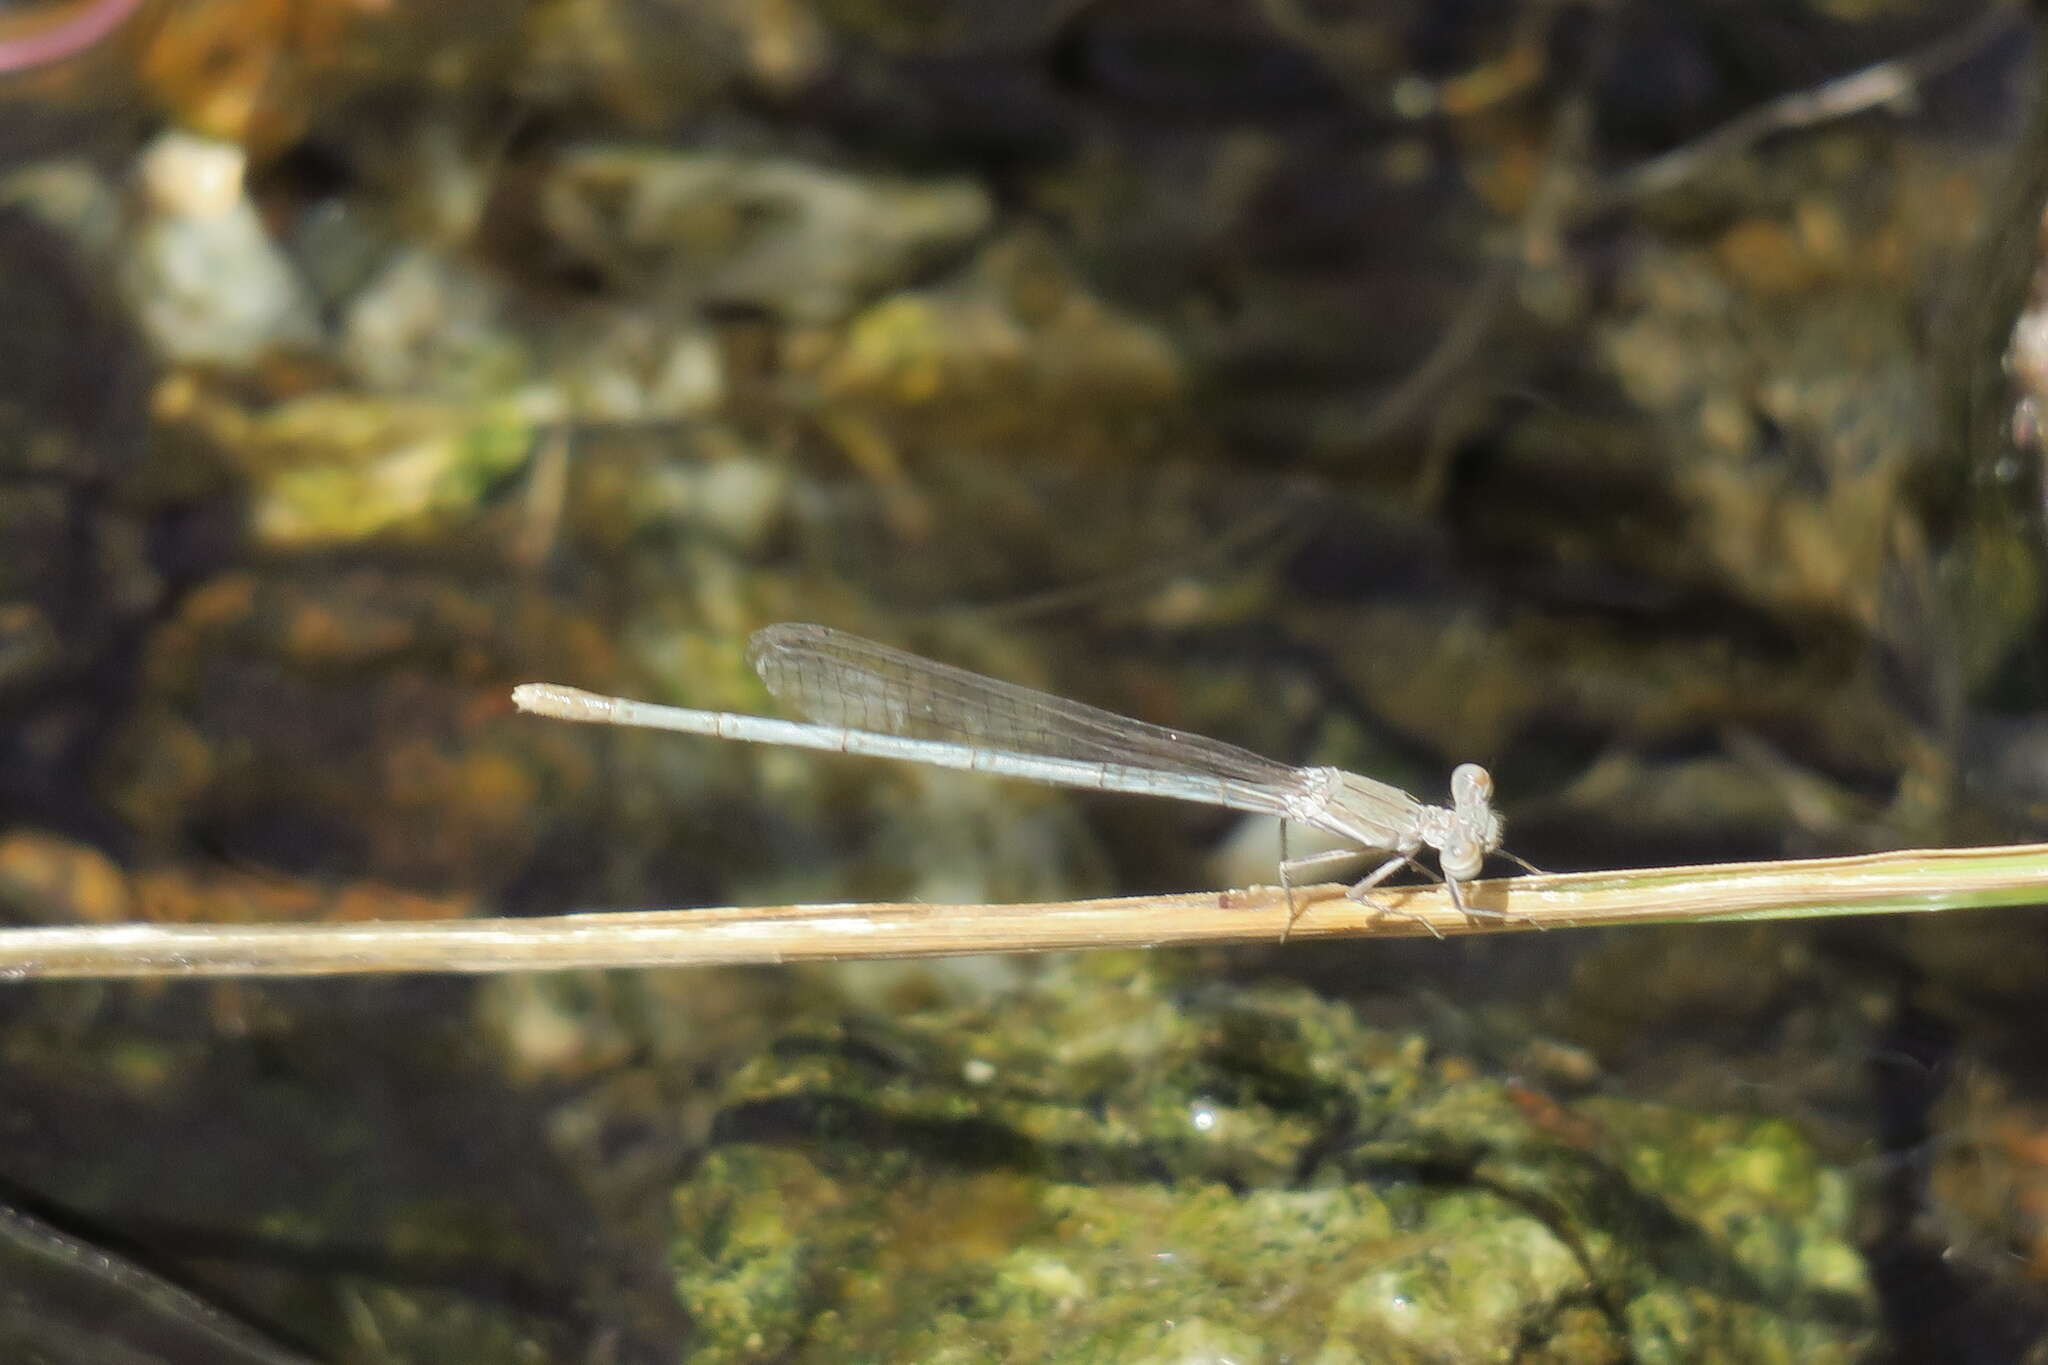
[1595, 4, 2021, 209]
[0, 843, 2044, 979]
[1359, 1, 1612, 494]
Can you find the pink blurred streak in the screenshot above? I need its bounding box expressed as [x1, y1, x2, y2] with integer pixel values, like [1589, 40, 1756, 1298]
[0, 0, 145, 75]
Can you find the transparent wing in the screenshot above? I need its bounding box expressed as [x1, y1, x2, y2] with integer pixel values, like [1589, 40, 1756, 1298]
[747, 623, 1303, 793]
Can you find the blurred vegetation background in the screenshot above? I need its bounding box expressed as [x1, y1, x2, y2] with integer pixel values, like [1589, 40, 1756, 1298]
[2, 0, 2048, 1360]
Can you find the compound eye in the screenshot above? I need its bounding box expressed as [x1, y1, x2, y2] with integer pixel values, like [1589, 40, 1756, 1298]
[1440, 836, 1483, 882]
[1450, 763, 1493, 808]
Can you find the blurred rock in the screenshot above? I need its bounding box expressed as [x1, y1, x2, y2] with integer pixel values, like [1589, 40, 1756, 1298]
[118, 129, 318, 364]
[338, 245, 527, 396]
[0, 826, 475, 926]
[812, 230, 1188, 459]
[533, 145, 991, 324]
[98, 567, 602, 892]
[160, 382, 549, 548]
[0, 203, 156, 835]
[0, 828, 132, 923]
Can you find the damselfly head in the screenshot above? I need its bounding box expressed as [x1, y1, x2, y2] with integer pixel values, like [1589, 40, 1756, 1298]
[1445, 762, 1505, 873]
[1449, 763, 1492, 813]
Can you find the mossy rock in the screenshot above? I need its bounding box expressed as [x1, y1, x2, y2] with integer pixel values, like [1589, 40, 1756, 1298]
[670, 959, 1876, 1362]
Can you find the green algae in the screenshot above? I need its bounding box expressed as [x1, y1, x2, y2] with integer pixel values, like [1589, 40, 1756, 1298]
[229, 396, 542, 547]
[669, 959, 1877, 1362]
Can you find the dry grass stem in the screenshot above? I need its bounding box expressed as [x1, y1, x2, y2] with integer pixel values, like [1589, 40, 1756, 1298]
[0, 842, 2043, 980]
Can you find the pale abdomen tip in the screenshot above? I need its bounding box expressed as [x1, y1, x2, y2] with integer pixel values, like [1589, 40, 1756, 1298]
[511, 683, 615, 722]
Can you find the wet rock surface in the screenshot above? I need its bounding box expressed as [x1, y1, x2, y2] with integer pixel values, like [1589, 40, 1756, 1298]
[672, 959, 1875, 1363]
